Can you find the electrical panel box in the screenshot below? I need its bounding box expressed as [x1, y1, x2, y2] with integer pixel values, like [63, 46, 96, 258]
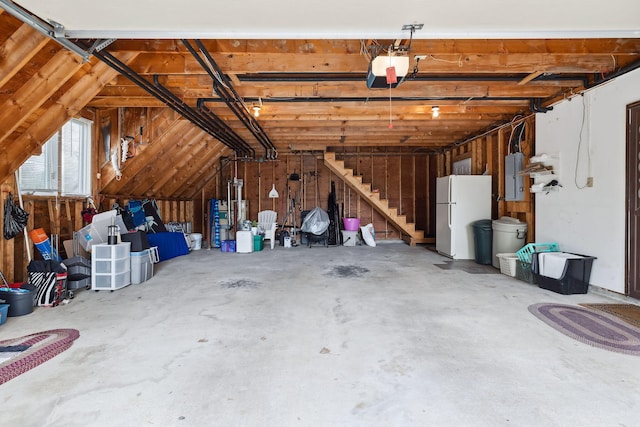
[505, 153, 525, 201]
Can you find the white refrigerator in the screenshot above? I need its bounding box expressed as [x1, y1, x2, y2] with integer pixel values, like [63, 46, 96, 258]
[436, 175, 492, 259]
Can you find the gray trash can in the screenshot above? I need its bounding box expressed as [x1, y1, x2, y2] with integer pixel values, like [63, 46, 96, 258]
[472, 219, 493, 265]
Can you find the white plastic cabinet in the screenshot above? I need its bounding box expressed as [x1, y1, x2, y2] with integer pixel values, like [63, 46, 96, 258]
[91, 242, 131, 291]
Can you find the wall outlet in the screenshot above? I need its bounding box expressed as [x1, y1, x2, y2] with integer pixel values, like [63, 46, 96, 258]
[414, 55, 427, 61]
[586, 177, 594, 187]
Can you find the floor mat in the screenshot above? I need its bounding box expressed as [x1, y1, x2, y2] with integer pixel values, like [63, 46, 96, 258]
[579, 303, 640, 329]
[0, 329, 80, 385]
[528, 303, 640, 355]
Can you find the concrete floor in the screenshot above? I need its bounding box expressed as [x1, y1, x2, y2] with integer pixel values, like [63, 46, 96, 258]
[2, 242, 640, 427]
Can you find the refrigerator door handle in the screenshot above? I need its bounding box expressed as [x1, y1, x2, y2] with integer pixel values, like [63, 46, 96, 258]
[448, 203, 453, 228]
[448, 175, 454, 203]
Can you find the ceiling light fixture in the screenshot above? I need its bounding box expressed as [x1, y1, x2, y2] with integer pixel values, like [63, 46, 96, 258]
[432, 106, 440, 118]
[252, 97, 263, 118]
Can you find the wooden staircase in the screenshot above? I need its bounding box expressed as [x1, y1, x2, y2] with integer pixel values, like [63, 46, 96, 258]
[324, 152, 433, 246]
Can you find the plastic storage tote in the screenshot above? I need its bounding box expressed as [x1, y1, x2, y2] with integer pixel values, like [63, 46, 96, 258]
[131, 249, 154, 285]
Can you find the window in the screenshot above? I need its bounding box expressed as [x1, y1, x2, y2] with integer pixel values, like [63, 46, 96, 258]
[19, 118, 93, 196]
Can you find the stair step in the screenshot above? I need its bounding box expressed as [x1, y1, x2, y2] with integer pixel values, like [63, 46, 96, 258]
[412, 230, 425, 239]
[323, 151, 427, 244]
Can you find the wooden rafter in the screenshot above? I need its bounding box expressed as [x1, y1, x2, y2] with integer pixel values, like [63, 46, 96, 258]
[0, 50, 84, 144]
[101, 117, 190, 195]
[0, 23, 49, 87]
[0, 52, 139, 183]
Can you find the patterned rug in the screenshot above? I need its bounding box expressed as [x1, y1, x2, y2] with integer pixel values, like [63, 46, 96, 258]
[579, 304, 640, 329]
[528, 303, 640, 355]
[0, 329, 80, 385]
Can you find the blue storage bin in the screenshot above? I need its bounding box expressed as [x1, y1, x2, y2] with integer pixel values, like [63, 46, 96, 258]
[0, 303, 9, 325]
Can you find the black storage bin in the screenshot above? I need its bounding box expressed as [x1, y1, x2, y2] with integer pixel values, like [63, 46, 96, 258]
[0, 288, 34, 317]
[121, 230, 150, 252]
[532, 252, 596, 295]
[62, 256, 91, 291]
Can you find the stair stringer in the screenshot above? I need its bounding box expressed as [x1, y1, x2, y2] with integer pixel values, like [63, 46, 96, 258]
[323, 152, 432, 245]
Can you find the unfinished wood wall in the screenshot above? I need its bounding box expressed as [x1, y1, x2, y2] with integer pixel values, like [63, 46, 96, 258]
[437, 116, 536, 242]
[0, 186, 195, 283]
[208, 149, 432, 240]
[0, 113, 534, 282]
[0, 175, 25, 283]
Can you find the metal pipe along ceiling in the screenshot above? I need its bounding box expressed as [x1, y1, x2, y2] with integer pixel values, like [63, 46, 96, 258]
[181, 39, 278, 160]
[77, 42, 255, 157]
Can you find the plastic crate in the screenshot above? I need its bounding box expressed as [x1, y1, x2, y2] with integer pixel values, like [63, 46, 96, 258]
[532, 252, 596, 294]
[62, 256, 91, 280]
[68, 276, 91, 291]
[497, 253, 518, 277]
[515, 260, 536, 284]
[77, 212, 128, 251]
[516, 242, 560, 263]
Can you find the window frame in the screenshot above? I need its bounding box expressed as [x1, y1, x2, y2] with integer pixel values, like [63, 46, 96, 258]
[18, 117, 93, 197]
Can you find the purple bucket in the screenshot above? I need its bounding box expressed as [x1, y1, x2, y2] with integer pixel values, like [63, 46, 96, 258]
[343, 218, 360, 231]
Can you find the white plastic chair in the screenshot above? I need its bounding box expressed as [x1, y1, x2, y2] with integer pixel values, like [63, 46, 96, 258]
[258, 210, 277, 249]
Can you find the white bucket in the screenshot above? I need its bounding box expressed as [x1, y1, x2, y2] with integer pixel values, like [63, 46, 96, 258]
[190, 233, 203, 250]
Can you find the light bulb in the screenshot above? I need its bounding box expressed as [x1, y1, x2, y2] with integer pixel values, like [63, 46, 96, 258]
[432, 106, 440, 118]
[253, 105, 260, 118]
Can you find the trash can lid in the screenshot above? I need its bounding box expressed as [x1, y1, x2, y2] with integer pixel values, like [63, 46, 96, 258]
[473, 219, 493, 230]
[492, 216, 527, 231]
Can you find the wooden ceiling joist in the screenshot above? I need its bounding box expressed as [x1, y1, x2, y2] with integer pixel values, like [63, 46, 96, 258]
[1, 1, 639, 200]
